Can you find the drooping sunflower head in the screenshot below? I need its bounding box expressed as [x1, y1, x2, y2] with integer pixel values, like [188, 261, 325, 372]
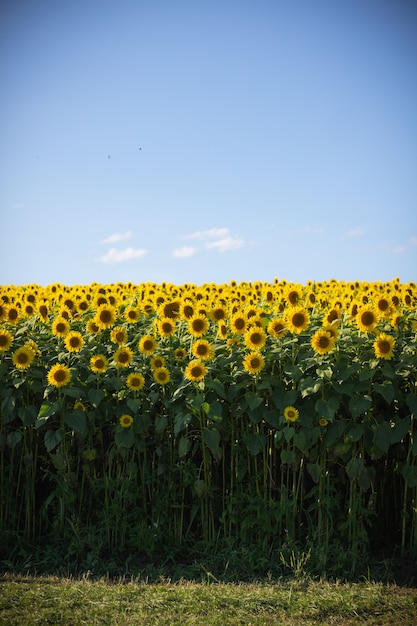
[243, 351, 265, 375]
[0, 328, 13, 352]
[113, 346, 133, 368]
[373, 333, 395, 360]
[285, 307, 310, 334]
[311, 329, 335, 355]
[119, 414, 134, 428]
[90, 354, 108, 374]
[86, 319, 100, 334]
[126, 372, 145, 391]
[188, 315, 210, 338]
[244, 327, 267, 350]
[283, 406, 299, 423]
[267, 318, 287, 338]
[138, 334, 158, 355]
[356, 306, 378, 333]
[64, 331, 85, 353]
[184, 359, 208, 382]
[47, 363, 72, 388]
[12, 346, 35, 370]
[153, 366, 171, 385]
[192, 339, 215, 361]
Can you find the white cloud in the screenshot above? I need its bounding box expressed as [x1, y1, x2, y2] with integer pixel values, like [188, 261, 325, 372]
[205, 235, 245, 252]
[344, 227, 366, 238]
[98, 247, 147, 264]
[182, 227, 230, 241]
[392, 236, 417, 254]
[101, 231, 133, 244]
[172, 246, 198, 258]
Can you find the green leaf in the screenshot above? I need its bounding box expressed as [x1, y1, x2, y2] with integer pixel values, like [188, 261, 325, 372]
[283, 426, 294, 442]
[174, 412, 192, 436]
[1, 395, 16, 423]
[155, 416, 168, 434]
[45, 429, 63, 452]
[205, 378, 227, 399]
[115, 426, 134, 448]
[306, 462, 322, 484]
[87, 388, 105, 407]
[64, 410, 87, 435]
[373, 421, 392, 454]
[400, 463, 417, 487]
[127, 398, 141, 413]
[272, 388, 298, 411]
[280, 448, 296, 464]
[349, 395, 372, 418]
[36, 401, 60, 428]
[62, 386, 84, 399]
[7, 431, 23, 449]
[315, 396, 340, 420]
[391, 417, 411, 444]
[202, 428, 222, 459]
[293, 430, 307, 452]
[406, 393, 417, 416]
[299, 376, 322, 398]
[373, 381, 395, 405]
[178, 436, 190, 458]
[244, 432, 267, 456]
[245, 391, 263, 411]
[347, 424, 364, 443]
[346, 456, 365, 481]
[18, 405, 37, 426]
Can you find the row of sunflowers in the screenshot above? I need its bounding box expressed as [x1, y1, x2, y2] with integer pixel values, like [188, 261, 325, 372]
[1, 278, 416, 574]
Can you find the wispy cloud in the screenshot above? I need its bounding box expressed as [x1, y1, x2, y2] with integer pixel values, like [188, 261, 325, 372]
[180, 227, 246, 253]
[172, 246, 198, 258]
[98, 247, 147, 264]
[101, 231, 133, 244]
[344, 226, 366, 238]
[392, 235, 417, 254]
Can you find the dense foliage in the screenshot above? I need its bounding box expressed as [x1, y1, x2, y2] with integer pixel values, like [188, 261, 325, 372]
[1, 279, 416, 578]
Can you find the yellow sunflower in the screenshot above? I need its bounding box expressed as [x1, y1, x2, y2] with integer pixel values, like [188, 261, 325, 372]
[113, 346, 133, 368]
[157, 317, 176, 337]
[373, 333, 395, 360]
[94, 304, 116, 330]
[210, 305, 227, 322]
[86, 319, 100, 334]
[150, 355, 166, 370]
[319, 417, 328, 427]
[51, 316, 70, 337]
[124, 306, 141, 324]
[284, 406, 299, 422]
[153, 366, 171, 385]
[110, 326, 128, 345]
[188, 315, 209, 338]
[47, 363, 72, 388]
[90, 354, 108, 374]
[286, 307, 310, 334]
[74, 400, 86, 411]
[126, 372, 145, 391]
[192, 339, 215, 361]
[0, 328, 13, 351]
[138, 334, 158, 355]
[64, 331, 85, 353]
[119, 414, 134, 428]
[229, 311, 247, 335]
[244, 327, 267, 350]
[174, 347, 187, 361]
[6, 305, 20, 325]
[184, 359, 208, 382]
[267, 318, 287, 338]
[12, 346, 35, 370]
[311, 329, 335, 355]
[356, 306, 378, 333]
[243, 351, 265, 375]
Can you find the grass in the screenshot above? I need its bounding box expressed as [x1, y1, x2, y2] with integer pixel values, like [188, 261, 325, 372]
[1, 574, 417, 625]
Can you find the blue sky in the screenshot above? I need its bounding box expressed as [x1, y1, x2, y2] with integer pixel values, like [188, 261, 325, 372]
[1, 0, 416, 287]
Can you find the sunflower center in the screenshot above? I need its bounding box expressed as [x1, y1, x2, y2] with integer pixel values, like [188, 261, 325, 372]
[17, 352, 29, 364]
[8, 309, 18, 320]
[100, 310, 112, 323]
[56, 322, 66, 333]
[361, 311, 375, 326]
[234, 318, 245, 330]
[143, 340, 154, 351]
[192, 319, 205, 331]
[191, 366, 202, 377]
[250, 357, 260, 368]
[378, 299, 389, 311]
[292, 313, 305, 327]
[196, 345, 208, 356]
[118, 351, 129, 363]
[378, 340, 391, 354]
[0, 336, 8, 347]
[318, 336, 330, 348]
[70, 337, 80, 347]
[54, 370, 67, 382]
[95, 359, 105, 369]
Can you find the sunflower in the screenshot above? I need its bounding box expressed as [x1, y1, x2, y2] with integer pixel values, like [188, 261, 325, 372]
[356, 306, 378, 333]
[286, 307, 310, 334]
[192, 339, 215, 361]
[25, 339, 40, 356]
[90, 354, 108, 374]
[0, 328, 13, 351]
[37, 303, 49, 321]
[188, 315, 209, 338]
[283, 406, 299, 422]
[113, 346, 133, 368]
[47, 363, 72, 388]
[86, 319, 100, 334]
[210, 305, 227, 322]
[119, 414, 134, 428]
[174, 347, 187, 361]
[160, 300, 180, 319]
[229, 312, 247, 335]
[124, 306, 141, 324]
[12, 346, 35, 370]
[94, 304, 116, 330]
[157, 317, 176, 337]
[138, 334, 158, 355]
[244, 327, 266, 350]
[321, 324, 339, 341]
[150, 355, 166, 370]
[110, 326, 128, 345]
[74, 401, 86, 411]
[217, 321, 228, 340]
[6, 306, 19, 325]
[64, 331, 85, 353]
[126, 372, 145, 391]
[243, 351, 265, 375]
[180, 299, 196, 320]
[153, 366, 171, 385]
[51, 316, 70, 337]
[374, 333, 395, 360]
[267, 318, 287, 338]
[375, 297, 391, 316]
[311, 329, 335, 355]
[184, 359, 208, 382]
[319, 417, 328, 427]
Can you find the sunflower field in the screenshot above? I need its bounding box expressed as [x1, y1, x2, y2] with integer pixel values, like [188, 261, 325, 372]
[1, 279, 416, 578]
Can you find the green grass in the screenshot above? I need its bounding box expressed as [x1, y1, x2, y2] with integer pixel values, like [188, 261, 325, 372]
[1, 574, 417, 625]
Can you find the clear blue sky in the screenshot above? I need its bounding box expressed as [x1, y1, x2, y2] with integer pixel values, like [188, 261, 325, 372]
[1, 0, 416, 287]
